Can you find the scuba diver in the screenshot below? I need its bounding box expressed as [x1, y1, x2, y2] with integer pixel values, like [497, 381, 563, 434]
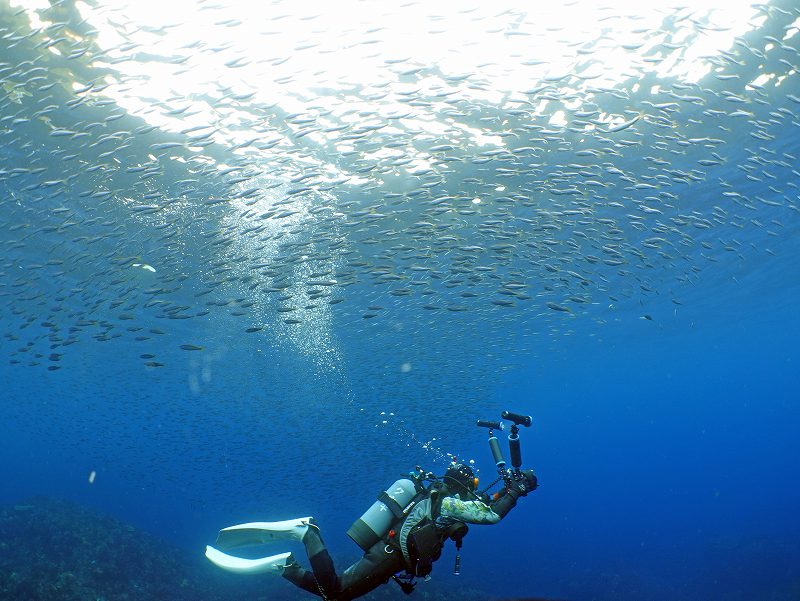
[205, 411, 538, 600]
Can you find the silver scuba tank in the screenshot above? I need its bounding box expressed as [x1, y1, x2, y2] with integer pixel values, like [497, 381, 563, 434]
[347, 478, 417, 551]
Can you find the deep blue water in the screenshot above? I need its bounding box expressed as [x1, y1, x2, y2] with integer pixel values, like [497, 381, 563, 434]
[2, 1, 800, 600]
[3, 292, 799, 600]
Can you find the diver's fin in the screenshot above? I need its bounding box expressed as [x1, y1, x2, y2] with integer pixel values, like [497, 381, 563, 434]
[214, 517, 314, 550]
[205, 546, 294, 574]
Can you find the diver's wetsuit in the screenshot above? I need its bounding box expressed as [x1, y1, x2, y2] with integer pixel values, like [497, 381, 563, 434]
[282, 489, 522, 600]
[283, 526, 404, 601]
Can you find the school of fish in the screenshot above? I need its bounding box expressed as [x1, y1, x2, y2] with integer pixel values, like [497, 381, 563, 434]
[1, 0, 798, 385]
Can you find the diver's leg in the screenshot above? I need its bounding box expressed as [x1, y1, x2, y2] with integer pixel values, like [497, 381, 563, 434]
[286, 525, 405, 600]
[301, 521, 341, 596]
[280, 522, 341, 597]
[335, 540, 406, 601]
[281, 559, 325, 596]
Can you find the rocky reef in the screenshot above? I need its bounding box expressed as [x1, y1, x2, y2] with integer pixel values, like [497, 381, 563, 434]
[0, 497, 490, 601]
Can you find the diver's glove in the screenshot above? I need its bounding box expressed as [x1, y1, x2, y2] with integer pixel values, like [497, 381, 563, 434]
[490, 470, 538, 518]
[520, 469, 538, 494]
[505, 469, 538, 499]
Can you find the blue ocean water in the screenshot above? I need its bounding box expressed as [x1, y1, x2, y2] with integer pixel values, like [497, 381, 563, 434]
[1, 1, 799, 600]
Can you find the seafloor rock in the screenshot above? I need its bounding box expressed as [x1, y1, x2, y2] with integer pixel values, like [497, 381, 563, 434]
[0, 497, 490, 601]
[0, 497, 263, 601]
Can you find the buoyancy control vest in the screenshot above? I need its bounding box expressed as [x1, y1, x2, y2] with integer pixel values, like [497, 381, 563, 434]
[389, 482, 468, 578]
[395, 490, 442, 577]
[349, 473, 470, 578]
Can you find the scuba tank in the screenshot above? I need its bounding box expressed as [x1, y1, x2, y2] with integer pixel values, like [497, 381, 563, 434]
[347, 477, 419, 551]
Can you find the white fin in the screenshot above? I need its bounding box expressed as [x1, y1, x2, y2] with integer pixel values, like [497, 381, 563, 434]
[205, 546, 292, 574]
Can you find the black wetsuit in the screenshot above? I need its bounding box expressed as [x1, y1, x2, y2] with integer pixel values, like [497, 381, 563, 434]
[282, 486, 524, 600]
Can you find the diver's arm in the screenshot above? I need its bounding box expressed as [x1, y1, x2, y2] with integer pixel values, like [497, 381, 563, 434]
[439, 471, 538, 524]
[490, 470, 538, 518]
[439, 487, 526, 523]
[440, 495, 502, 524]
[487, 487, 519, 519]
